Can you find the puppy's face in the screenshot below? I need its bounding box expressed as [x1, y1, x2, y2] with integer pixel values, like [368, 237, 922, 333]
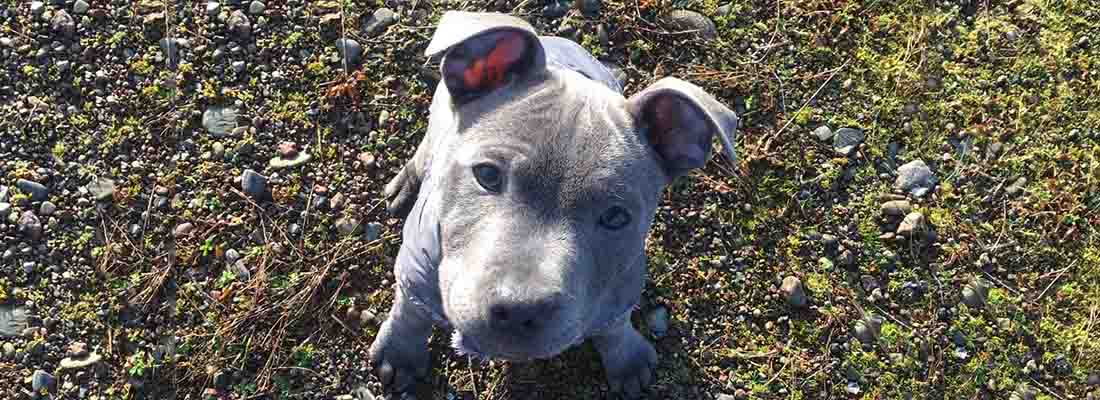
[434, 70, 666, 361]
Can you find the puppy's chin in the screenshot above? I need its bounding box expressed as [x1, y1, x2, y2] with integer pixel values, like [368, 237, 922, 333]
[449, 327, 580, 363]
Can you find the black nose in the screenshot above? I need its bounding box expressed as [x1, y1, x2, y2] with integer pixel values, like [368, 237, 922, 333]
[488, 298, 559, 336]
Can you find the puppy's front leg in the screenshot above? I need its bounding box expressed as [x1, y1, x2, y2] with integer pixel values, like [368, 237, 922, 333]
[368, 287, 434, 395]
[591, 317, 659, 399]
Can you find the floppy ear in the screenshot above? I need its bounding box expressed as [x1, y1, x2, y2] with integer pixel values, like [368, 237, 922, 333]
[425, 11, 547, 105]
[627, 77, 739, 179]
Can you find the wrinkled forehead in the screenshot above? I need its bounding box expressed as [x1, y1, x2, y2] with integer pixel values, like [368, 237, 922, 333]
[459, 73, 659, 203]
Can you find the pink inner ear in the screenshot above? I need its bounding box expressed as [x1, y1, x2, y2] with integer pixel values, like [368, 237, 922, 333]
[647, 94, 710, 171]
[461, 32, 526, 90]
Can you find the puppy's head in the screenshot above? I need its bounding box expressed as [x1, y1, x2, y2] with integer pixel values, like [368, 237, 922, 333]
[424, 11, 738, 361]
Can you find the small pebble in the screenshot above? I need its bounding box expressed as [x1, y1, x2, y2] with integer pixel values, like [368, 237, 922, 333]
[249, 0, 265, 15]
[241, 169, 268, 201]
[811, 125, 834, 141]
[16, 179, 49, 202]
[896, 212, 926, 237]
[173, 222, 194, 238]
[780, 276, 807, 308]
[39, 201, 56, 216]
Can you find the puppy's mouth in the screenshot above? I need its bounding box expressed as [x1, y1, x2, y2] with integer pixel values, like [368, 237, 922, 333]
[450, 325, 583, 362]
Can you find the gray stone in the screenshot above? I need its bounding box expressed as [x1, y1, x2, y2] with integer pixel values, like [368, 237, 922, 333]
[269, 152, 311, 169]
[59, 352, 102, 370]
[33, 370, 56, 394]
[1087, 372, 1099, 386]
[232, 259, 250, 281]
[336, 217, 360, 236]
[1005, 176, 1027, 197]
[0, 186, 7, 202]
[19, 211, 43, 240]
[51, 10, 76, 37]
[0, 305, 29, 337]
[896, 212, 925, 237]
[249, 0, 266, 15]
[206, 1, 220, 16]
[895, 159, 935, 196]
[716, 3, 733, 17]
[853, 314, 883, 345]
[363, 8, 396, 37]
[365, 222, 383, 242]
[329, 193, 347, 210]
[812, 125, 834, 141]
[241, 169, 268, 201]
[202, 106, 238, 137]
[212, 142, 225, 158]
[880, 200, 911, 216]
[228, 10, 251, 38]
[833, 127, 865, 156]
[780, 276, 807, 308]
[86, 177, 116, 201]
[173, 222, 194, 238]
[16, 179, 48, 201]
[961, 278, 990, 309]
[30, 1, 46, 16]
[845, 382, 861, 395]
[645, 306, 668, 338]
[0, 203, 9, 219]
[225, 249, 240, 263]
[232, 60, 246, 74]
[73, 0, 90, 14]
[662, 10, 717, 40]
[39, 201, 56, 216]
[336, 38, 362, 67]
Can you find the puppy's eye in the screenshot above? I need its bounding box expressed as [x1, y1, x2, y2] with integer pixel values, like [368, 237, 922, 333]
[473, 163, 503, 192]
[598, 206, 631, 230]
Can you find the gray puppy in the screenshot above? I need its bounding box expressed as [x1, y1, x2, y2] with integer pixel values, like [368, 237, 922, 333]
[369, 11, 738, 399]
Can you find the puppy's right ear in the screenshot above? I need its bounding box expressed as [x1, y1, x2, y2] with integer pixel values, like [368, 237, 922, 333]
[425, 11, 547, 105]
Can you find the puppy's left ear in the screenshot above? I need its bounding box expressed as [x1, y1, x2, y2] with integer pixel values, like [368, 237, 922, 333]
[425, 11, 547, 105]
[627, 77, 738, 179]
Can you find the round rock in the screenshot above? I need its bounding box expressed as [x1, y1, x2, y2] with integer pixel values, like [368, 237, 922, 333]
[16, 179, 48, 202]
[662, 10, 717, 40]
[853, 315, 883, 345]
[202, 106, 238, 137]
[363, 8, 396, 37]
[73, 0, 90, 14]
[39, 201, 56, 216]
[86, 177, 116, 201]
[812, 125, 834, 141]
[780, 276, 807, 308]
[880, 200, 911, 216]
[241, 169, 268, 201]
[249, 0, 265, 15]
[895, 159, 935, 197]
[833, 127, 865, 156]
[895, 211, 926, 237]
[336, 38, 363, 67]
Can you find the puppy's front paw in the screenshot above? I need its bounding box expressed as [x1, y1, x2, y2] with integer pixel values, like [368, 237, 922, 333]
[368, 308, 431, 395]
[594, 323, 658, 399]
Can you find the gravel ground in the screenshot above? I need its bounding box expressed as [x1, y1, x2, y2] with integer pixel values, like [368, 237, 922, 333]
[1, 0, 1098, 399]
